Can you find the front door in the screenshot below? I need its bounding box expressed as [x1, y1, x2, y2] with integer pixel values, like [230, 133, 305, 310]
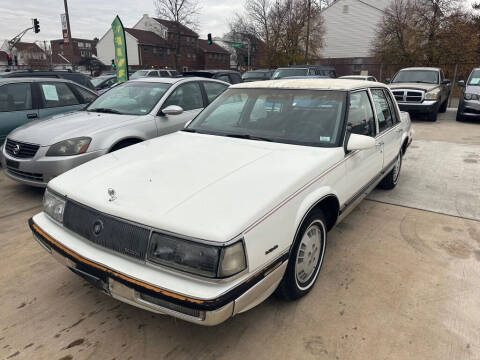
[156, 81, 205, 135]
[344, 90, 383, 201]
[0, 82, 38, 145]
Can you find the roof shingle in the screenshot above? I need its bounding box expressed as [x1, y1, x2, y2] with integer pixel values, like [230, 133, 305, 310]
[197, 39, 230, 54]
[124, 28, 170, 47]
[153, 18, 198, 37]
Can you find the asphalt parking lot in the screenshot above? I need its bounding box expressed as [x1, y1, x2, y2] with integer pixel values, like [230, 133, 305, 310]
[1, 109, 479, 360]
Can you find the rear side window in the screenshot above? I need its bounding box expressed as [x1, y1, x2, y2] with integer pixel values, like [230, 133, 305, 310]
[348, 91, 376, 137]
[371, 89, 394, 132]
[72, 84, 97, 104]
[217, 74, 231, 83]
[160, 71, 169, 77]
[148, 71, 159, 77]
[203, 82, 228, 103]
[229, 74, 242, 84]
[39, 82, 80, 108]
[383, 90, 399, 124]
[0, 83, 33, 112]
[62, 74, 93, 89]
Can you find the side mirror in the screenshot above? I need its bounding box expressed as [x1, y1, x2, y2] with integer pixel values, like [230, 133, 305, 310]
[347, 133, 376, 151]
[385, 78, 391, 84]
[442, 79, 451, 85]
[457, 80, 466, 88]
[161, 105, 183, 116]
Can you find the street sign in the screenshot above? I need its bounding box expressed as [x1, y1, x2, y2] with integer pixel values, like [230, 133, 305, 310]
[231, 42, 243, 48]
[61, 14, 68, 45]
[111, 16, 129, 84]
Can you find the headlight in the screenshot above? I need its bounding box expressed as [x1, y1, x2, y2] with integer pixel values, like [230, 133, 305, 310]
[464, 93, 480, 101]
[46, 137, 91, 156]
[43, 189, 66, 223]
[148, 233, 247, 278]
[424, 89, 440, 100]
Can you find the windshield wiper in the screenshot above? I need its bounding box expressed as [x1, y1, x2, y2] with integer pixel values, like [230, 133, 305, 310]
[88, 108, 123, 114]
[225, 133, 273, 142]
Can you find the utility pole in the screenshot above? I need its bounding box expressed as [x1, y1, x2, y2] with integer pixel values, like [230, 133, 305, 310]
[64, 0, 75, 70]
[305, 0, 311, 63]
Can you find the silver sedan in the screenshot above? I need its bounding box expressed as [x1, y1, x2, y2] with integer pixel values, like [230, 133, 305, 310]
[0, 77, 229, 187]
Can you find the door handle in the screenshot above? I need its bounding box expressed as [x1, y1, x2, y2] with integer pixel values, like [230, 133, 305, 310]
[375, 141, 384, 147]
[396, 128, 403, 133]
[27, 113, 38, 119]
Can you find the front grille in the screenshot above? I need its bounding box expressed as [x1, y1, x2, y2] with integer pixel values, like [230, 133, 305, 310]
[6, 168, 43, 182]
[406, 91, 423, 102]
[63, 201, 151, 260]
[392, 90, 424, 103]
[5, 139, 40, 159]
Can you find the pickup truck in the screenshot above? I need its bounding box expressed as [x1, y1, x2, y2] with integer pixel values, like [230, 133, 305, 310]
[387, 67, 451, 121]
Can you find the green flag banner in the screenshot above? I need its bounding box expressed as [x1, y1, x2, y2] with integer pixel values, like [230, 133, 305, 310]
[111, 16, 129, 83]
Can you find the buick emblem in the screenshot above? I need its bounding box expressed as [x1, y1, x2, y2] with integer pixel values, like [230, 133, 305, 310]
[12, 144, 20, 155]
[92, 220, 103, 236]
[108, 188, 117, 202]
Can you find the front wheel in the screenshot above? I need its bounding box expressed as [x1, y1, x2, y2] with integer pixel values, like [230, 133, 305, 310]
[378, 151, 402, 190]
[277, 210, 327, 300]
[439, 100, 448, 113]
[427, 110, 438, 122]
[456, 111, 463, 122]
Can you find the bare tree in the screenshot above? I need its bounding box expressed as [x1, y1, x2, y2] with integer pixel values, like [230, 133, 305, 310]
[154, 0, 201, 70]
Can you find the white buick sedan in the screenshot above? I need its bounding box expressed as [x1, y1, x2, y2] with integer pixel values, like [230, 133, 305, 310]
[29, 79, 412, 326]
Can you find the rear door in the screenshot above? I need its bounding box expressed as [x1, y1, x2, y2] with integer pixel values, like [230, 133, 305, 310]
[0, 82, 38, 144]
[35, 81, 83, 119]
[156, 81, 205, 134]
[370, 88, 402, 170]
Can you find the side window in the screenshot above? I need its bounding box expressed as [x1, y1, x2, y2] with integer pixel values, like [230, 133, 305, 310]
[62, 74, 89, 88]
[371, 89, 393, 133]
[383, 89, 399, 124]
[203, 82, 228, 103]
[72, 84, 97, 104]
[217, 74, 231, 83]
[163, 82, 204, 111]
[0, 83, 33, 112]
[39, 82, 80, 108]
[148, 71, 159, 77]
[160, 71, 169, 77]
[347, 91, 376, 137]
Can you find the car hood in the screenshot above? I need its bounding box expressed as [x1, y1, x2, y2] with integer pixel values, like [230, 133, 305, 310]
[388, 82, 440, 91]
[8, 111, 144, 146]
[48, 132, 343, 242]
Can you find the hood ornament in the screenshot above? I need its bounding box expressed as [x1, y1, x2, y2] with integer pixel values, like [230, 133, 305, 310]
[108, 188, 117, 202]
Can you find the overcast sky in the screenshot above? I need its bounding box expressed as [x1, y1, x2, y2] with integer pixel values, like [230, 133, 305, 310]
[0, 0, 243, 44]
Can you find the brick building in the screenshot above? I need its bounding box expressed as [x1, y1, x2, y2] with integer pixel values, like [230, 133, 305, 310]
[197, 39, 230, 70]
[50, 38, 98, 70]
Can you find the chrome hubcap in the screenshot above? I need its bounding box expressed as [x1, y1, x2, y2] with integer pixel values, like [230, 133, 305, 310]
[295, 223, 322, 285]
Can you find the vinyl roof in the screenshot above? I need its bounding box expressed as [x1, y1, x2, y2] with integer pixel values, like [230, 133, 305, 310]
[231, 78, 387, 90]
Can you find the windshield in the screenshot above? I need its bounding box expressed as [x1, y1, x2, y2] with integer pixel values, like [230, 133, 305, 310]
[392, 70, 439, 84]
[242, 71, 269, 80]
[467, 70, 480, 85]
[86, 81, 170, 115]
[272, 68, 308, 79]
[186, 88, 346, 147]
[130, 71, 149, 79]
[91, 77, 110, 86]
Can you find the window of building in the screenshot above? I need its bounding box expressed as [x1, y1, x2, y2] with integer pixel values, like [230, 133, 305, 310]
[78, 42, 85, 48]
[85, 43, 91, 48]
[343, 5, 349, 13]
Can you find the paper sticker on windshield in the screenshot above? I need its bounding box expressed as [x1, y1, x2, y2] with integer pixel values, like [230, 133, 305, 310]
[42, 84, 59, 101]
[470, 78, 480, 84]
[319, 136, 330, 142]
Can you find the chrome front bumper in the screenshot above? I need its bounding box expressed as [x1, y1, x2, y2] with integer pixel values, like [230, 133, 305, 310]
[30, 218, 288, 326]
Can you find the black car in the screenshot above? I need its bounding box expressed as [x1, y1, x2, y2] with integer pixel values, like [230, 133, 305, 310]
[183, 70, 242, 84]
[2, 70, 94, 90]
[241, 69, 274, 82]
[457, 68, 480, 122]
[272, 65, 337, 79]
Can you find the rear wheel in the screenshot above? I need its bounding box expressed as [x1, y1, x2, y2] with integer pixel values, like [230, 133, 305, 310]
[378, 151, 402, 190]
[277, 209, 327, 300]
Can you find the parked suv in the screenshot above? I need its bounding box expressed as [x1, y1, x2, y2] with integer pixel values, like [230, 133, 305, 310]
[183, 70, 242, 84]
[0, 78, 97, 145]
[2, 70, 95, 90]
[272, 65, 337, 79]
[387, 67, 451, 122]
[456, 68, 480, 122]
